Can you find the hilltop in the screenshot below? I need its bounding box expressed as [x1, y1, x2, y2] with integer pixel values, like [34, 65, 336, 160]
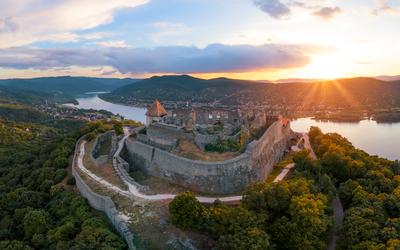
[103, 75, 400, 108]
[102, 75, 268, 103]
[0, 76, 138, 102]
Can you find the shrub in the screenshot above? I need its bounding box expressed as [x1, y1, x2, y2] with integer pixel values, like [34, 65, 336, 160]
[85, 132, 96, 141]
[67, 176, 76, 185]
[114, 123, 123, 136]
[169, 191, 206, 230]
[54, 169, 67, 183]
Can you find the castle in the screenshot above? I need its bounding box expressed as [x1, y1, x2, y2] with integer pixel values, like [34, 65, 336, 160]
[121, 99, 295, 194]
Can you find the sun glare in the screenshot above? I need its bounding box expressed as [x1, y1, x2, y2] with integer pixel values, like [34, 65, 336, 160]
[295, 54, 351, 79]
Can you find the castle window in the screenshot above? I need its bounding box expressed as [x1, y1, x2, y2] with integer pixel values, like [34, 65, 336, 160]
[209, 114, 213, 119]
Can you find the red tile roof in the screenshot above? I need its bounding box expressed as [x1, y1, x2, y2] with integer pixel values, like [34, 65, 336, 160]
[282, 118, 290, 126]
[145, 99, 168, 117]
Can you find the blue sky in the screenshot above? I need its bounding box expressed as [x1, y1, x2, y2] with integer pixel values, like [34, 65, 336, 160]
[0, 0, 399, 80]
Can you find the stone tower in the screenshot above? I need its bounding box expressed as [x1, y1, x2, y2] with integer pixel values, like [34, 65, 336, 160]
[145, 99, 168, 126]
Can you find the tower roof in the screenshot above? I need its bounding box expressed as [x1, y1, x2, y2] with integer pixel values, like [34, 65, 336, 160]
[145, 99, 168, 117]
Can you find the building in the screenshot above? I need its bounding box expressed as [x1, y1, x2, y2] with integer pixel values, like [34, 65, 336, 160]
[145, 99, 168, 126]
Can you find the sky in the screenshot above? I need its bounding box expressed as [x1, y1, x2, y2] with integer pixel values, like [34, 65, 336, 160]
[0, 0, 399, 80]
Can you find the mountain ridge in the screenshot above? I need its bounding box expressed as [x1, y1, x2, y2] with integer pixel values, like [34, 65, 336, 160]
[103, 75, 400, 108]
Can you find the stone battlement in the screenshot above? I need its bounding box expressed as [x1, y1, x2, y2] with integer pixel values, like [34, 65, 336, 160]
[122, 119, 294, 194]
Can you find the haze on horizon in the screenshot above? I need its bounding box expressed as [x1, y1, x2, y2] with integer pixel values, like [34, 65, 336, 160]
[0, 0, 399, 81]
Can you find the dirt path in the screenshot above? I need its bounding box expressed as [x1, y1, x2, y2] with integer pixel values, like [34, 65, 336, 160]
[77, 127, 301, 204]
[301, 132, 344, 250]
[78, 139, 242, 203]
[328, 194, 344, 250]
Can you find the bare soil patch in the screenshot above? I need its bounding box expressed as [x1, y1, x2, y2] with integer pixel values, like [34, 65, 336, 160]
[83, 140, 126, 189]
[174, 139, 239, 161]
[77, 165, 212, 249]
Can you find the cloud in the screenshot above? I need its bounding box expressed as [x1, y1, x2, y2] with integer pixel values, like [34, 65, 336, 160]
[373, 0, 400, 15]
[0, 17, 18, 33]
[312, 6, 342, 20]
[0, 0, 149, 48]
[96, 40, 129, 48]
[253, 0, 341, 20]
[0, 47, 106, 69]
[0, 43, 331, 74]
[253, 0, 291, 18]
[82, 32, 113, 40]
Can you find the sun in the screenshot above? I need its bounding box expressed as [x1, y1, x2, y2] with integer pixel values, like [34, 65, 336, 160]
[295, 54, 351, 79]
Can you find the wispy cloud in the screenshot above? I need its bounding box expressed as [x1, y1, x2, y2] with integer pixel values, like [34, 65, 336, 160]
[372, 0, 400, 15]
[312, 7, 342, 20]
[0, 0, 149, 48]
[82, 32, 113, 40]
[253, 0, 291, 19]
[96, 40, 129, 48]
[0, 17, 18, 33]
[0, 43, 331, 74]
[254, 0, 343, 20]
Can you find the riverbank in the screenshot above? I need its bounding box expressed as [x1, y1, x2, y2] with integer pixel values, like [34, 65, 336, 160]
[67, 95, 400, 161]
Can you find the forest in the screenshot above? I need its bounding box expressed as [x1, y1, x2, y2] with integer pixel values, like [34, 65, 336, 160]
[0, 105, 126, 249]
[104, 75, 400, 109]
[169, 127, 400, 250]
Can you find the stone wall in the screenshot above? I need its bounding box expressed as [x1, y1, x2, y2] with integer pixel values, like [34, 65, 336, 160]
[72, 138, 136, 250]
[247, 119, 293, 179]
[123, 119, 294, 194]
[91, 131, 118, 165]
[193, 130, 242, 150]
[146, 123, 193, 150]
[193, 132, 219, 150]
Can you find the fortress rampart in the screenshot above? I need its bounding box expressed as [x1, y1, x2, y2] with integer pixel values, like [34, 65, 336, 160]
[72, 138, 136, 250]
[123, 119, 294, 194]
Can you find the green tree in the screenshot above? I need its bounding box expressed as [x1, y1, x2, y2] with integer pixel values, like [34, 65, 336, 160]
[23, 209, 50, 238]
[114, 123, 123, 136]
[169, 191, 206, 230]
[75, 226, 125, 249]
[0, 240, 33, 250]
[85, 132, 96, 141]
[216, 228, 272, 250]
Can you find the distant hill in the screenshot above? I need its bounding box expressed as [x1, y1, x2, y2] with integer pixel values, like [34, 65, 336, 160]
[374, 75, 400, 81]
[103, 75, 269, 103]
[274, 78, 325, 83]
[104, 75, 400, 108]
[0, 85, 56, 104]
[0, 76, 139, 101]
[263, 77, 400, 108]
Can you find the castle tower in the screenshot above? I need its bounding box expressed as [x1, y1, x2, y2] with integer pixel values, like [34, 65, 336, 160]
[145, 99, 168, 126]
[185, 108, 196, 131]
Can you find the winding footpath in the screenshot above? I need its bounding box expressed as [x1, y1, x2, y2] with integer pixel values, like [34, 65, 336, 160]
[76, 128, 308, 204]
[76, 128, 344, 249]
[301, 133, 344, 250]
[328, 194, 344, 250]
[77, 131, 242, 203]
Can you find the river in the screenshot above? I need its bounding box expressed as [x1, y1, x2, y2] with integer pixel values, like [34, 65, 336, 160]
[65, 93, 147, 124]
[66, 94, 400, 161]
[291, 117, 400, 161]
